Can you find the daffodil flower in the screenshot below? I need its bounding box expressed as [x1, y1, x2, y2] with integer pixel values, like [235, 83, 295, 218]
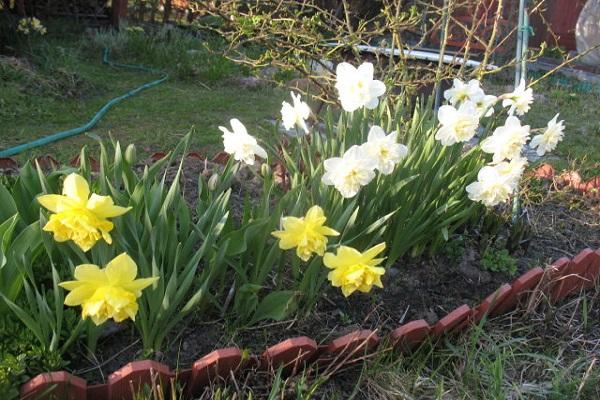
[37, 173, 131, 252]
[272, 205, 339, 261]
[529, 114, 565, 156]
[324, 243, 386, 297]
[466, 157, 526, 207]
[501, 79, 534, 116]
[361, 126, 408, 175]
[219, 118, 268, 165]
[481, 116, 530, 163]
[59, 253, 158, 325]
[435, 101, 480, 146]
[281, 91, 311, 135]
[322, 145, 376, 198]
[443, 78, 484, 106]
[335, 62, 386, 112]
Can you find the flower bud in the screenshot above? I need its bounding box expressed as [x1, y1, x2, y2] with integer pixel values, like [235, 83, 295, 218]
[260, 163, 271, 177]
[208, 173, 219, 191]
[125, 144, 137, 164]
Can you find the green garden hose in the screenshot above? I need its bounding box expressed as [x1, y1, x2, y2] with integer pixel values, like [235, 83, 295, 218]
[0, 49, 168, 158]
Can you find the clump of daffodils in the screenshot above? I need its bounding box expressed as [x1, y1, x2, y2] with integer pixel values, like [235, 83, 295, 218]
[324, 243, 387, 297]
[59, 253, 158, 325]
[271, 205, 339, 261]
[437, 78, 565, 207]
[37, 173, 131, 252]
[321, 125, 408, 199]
[17, 17, 47, 35]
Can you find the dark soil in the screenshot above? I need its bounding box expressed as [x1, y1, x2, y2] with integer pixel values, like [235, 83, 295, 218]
[66, 161, 600, 387]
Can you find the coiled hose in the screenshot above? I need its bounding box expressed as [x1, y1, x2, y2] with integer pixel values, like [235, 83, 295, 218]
[0, 49, 168, 158]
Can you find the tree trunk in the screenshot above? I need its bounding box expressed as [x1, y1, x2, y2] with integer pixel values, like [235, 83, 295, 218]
[163, 0, 172, 24]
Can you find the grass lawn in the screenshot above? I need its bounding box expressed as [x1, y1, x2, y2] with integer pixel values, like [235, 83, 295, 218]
[1, 24, 284, 164]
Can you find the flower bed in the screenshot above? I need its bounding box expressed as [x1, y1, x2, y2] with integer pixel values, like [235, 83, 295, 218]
[0, 61, 590, 399]
[20, 247, 600, 399]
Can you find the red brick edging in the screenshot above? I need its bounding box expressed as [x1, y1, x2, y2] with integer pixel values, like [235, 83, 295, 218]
[20, 247, 600, 400]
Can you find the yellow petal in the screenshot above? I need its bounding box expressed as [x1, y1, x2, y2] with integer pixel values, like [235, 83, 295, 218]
[86, 194, 131, 218]
[122, 277, 159, 296]
[281, 216, 304, 232]
[37, 194, 76, 213]
[362, 243, 386, 261]
[62, 173, 90, 205]
[59, 280, 82, 291]
[74, 264, 107, 284]
[105, 253, 138, 284]
[64, 285, 97, 306]
[305, 205, 326, 223]
[318, 226, 340, 236]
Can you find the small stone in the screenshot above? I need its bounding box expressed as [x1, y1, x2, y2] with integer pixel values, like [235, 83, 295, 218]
[422, 310, 439, 325]
[387, 267, 400, 278]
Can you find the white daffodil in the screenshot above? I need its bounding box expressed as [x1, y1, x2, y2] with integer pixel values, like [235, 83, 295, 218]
[361, 126, 408, 175]
[501, 79, 533, 116]
[466, 162, 520, 207]
[443, 78, 484, 106]
[481, 116, 530, 163]
[529, 113, 565, 156]
[472, 93, 498, 117]
[219, 118, 267, 165]
[335, 62, 386, 112]
[435, 101, 480, 146]
[496, 157, 528, 190]
[322, 145, 376, 198]
[281, 91, 311, 135]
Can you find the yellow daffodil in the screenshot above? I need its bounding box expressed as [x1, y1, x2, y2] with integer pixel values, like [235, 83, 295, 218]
[324, 243, 386, 297]
[37, 173, 131, 252]
[59, 253, 158, 325]
[271, 205, 339, 261]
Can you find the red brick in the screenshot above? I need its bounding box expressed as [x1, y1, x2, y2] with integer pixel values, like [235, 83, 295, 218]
[261, 336, 317, 372]
[494, 267, 544, 314]
[533, 163, 555, 180]
[433, 305, 471, 337]
[583, 249, 600, 289]
[87, 383, 109, 399]
[0, 157, 19, 171]
[150, 151, 168, 162]
[317, 330, 379, 367]
[34, 155, 59, 171]
[472, 284, 513, 323]
[187, 348, 246, 395]
[70, 155, 100, 172]
[108, 360, 172, 400]
[21, 371, 87, 400]
[389, 320, 430, 352]
[187, 151, 207, 161]
[211, 151, 230, 164]
[549, 257, 578, 303]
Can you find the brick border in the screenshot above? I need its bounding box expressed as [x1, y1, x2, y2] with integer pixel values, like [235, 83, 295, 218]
[21, 247, 600, 400]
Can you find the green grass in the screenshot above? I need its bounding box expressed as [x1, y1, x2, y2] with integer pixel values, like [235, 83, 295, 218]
[0, 21, 283, 164]
[523, 79, 600, 177]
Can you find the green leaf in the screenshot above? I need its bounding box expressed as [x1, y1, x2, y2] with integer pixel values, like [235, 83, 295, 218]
[250, 290, 297, 324]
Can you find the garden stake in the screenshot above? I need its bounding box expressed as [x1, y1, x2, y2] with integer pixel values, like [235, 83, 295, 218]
[511, 0, 530, 223]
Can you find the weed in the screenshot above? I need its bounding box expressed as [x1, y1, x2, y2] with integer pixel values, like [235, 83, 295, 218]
[481, 248, 518, 277]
